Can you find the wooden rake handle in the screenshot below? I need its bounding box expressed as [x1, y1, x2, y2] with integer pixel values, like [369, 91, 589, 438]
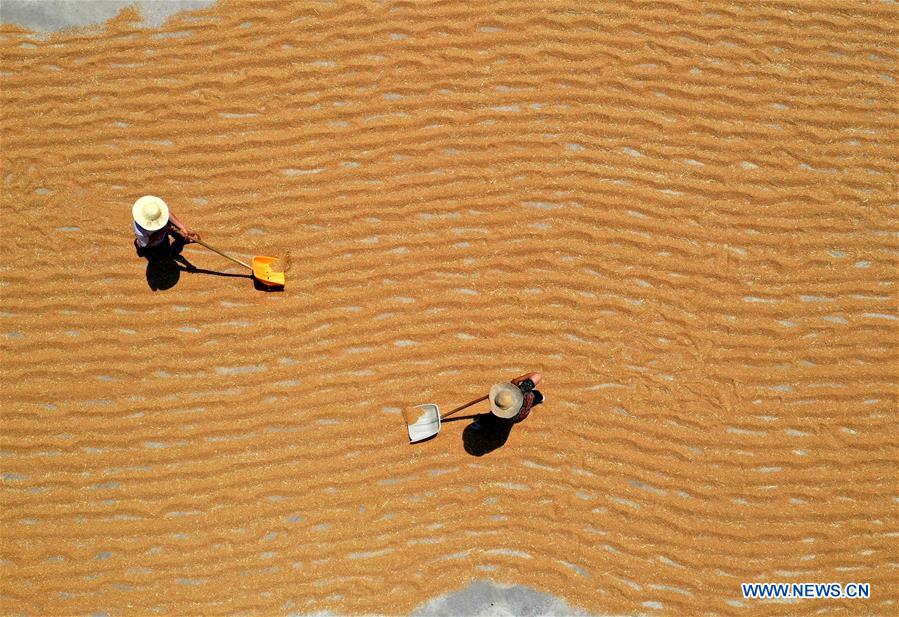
[439, 373, 533, 420]
[171, 228, 253, 271]
[194, 239, 252, 270]
[440, 395, 488, 420]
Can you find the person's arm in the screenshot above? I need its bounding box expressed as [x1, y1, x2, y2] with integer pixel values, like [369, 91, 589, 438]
[167, 210, 201, 243]
[512, 372, 542, 386]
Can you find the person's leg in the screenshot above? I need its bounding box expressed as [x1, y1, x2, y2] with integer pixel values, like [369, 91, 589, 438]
[532, 390, 545, 405]
[143, 243, 169, 261]
[168, 233, 186, 257]
[135, 238, 150, 258]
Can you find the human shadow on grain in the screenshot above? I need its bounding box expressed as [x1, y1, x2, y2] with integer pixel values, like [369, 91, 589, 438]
[137, 238, 253, 291]
[461, 414, 513, 457]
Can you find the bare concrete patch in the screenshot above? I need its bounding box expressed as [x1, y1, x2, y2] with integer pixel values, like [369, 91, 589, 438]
[0, 0, 216, 32]
[411, 580, 595, 616]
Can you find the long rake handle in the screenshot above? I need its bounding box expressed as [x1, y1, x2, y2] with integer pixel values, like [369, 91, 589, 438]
[195, 239, 252, 270]
[440, 395, 488, 420]
[439, 372, 532, 420]
[170, 228, 254, 271]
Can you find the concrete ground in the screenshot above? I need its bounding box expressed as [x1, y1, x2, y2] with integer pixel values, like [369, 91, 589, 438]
[0, 0, 216, 32]
[412, 580, 592, 617]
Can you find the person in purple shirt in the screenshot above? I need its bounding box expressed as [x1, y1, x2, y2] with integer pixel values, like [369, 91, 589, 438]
[132, 195, 200, 257]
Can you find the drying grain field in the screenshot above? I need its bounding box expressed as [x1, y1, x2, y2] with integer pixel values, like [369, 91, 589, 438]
[1, 1, 897, 615]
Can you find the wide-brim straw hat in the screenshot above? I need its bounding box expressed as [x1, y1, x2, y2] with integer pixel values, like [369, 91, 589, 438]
[490, 382, 524, 418]
[132, 195, 170, 231]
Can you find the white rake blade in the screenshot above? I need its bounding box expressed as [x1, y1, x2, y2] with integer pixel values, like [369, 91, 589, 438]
[407, 404, 441, 443]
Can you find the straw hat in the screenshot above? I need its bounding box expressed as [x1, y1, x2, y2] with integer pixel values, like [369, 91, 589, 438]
[489, 382, 524, 418]
[132, 195, 170, 231]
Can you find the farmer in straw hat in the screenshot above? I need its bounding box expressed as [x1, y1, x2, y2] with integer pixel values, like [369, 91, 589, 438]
[473, 372, 544, 429]
[132, 195, 200, 257]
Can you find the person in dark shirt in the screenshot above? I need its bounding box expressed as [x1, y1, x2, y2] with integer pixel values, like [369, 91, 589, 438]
[472, 372, 544, 429]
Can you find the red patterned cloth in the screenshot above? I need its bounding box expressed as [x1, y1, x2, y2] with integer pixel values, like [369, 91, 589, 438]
[509, 391, 536, 424]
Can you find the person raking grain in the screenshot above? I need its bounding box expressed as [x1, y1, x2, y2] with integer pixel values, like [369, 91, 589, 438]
[472, 372, 545, 429]
[132, 195, 201, 257]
